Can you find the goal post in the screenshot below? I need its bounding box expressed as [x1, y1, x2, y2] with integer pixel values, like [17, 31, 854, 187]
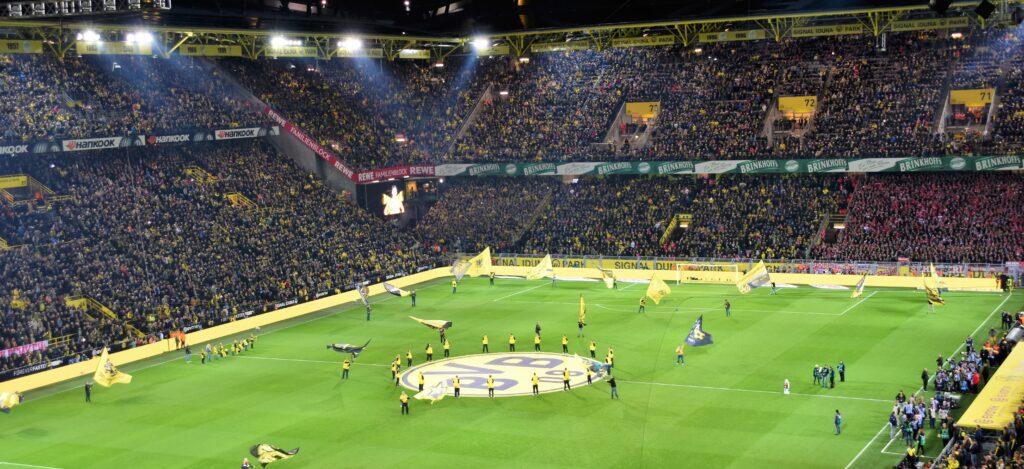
[675, 263, 740, 285]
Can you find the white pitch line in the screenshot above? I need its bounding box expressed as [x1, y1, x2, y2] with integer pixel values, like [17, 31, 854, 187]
[492, 282, 548, 302]
[619, 380, 890, 403]
[844, 293, 1013, 469]
[0, 462, 65, 469]
[840, 291, 878, 316]
[234, 355, 387, 367]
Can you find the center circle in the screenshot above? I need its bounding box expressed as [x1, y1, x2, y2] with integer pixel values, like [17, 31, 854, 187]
[399, 352, 607, 397]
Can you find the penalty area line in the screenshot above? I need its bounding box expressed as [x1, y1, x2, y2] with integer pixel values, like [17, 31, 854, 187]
[840, 291, 878, 316]
[844, 293, 1013, 469]
[618, 380, 890, 403]
[492, 282, 549, 302]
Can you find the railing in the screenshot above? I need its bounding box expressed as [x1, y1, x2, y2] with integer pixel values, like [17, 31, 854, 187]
[456, 252, 1009, 277]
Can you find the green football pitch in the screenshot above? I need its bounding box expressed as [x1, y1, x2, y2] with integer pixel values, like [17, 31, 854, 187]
[1, 277, 1020, 469]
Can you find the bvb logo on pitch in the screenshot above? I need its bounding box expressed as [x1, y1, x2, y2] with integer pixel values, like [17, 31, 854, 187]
[399, 352, 606, 397]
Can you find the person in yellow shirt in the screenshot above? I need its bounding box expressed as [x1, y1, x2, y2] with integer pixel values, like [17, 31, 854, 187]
[608, 348, 615, 366]
[589, 340, 597, 359]
[586, 366, 594, 385]
[400, 391, 409, 414]
[487, 375, 495, 398]
[531, 372, 540, 396]
[562, 368, 571, 390]
[453, 376, 461, 398]
[443, 339, 451, 358]
[561, 335, 569, 354]
[676, 344, 685, 365]
[482, 334, 489, 353]
[451, 280, 457, 294]
[638, 297, 647, 313]
[605, 354, 613, 374]
[418, 372, 425, 392]
[425, 344, 434, 362]
[406, 350, 413, 367]
[342, 359, 350, 379]
[390, 362, 399, 380]
[508, 333, 516, 352]
[534, 334, 542, 352]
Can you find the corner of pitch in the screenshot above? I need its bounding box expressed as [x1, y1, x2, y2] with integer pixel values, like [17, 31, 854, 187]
[399, 352, 608, 397]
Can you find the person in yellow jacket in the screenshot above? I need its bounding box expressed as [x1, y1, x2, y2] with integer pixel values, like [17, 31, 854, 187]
[443, 339, 451, 358]
[561, 335, 569, 354]
[418, 372, 425, 391]
[487, 375, 495, 398]
[406, 350, 413, 367]
[534, 334, 542, 351]
[562, 368, 571, 390]
[508, 333, 516, 352]
[589, 340, 597, 358]
[453, 376, 461, 398]
[586, 366, 594, 385]
[531, 372, 540, 396]
[482, 334, 489, 353]
[425, 344, 434, 361]
[399, 391, 409, 414]
[638, 297, 646, 313]
[342, 359, 350, 379]
[676, 344, 685, 365]
[451, 280, 457, 294]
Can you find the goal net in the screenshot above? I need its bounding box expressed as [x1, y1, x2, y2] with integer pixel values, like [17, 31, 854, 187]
[675, 263, 740, 285]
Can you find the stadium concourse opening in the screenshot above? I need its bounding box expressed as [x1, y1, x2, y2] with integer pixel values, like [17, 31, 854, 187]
[1, 1, 1024, 468]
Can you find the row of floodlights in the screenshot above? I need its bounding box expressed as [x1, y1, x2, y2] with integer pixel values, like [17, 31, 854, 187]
[72, 32, 501, 55]
[75, 29, 153, 45]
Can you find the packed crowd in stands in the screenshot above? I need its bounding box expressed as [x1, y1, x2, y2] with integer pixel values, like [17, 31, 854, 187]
[518, 176, 693, 256]
[2, 29, 1024, 169]
[815, 173, 1024, 263]
[222, 57, 489, 168]
[0, 55, 264, 142]
[668, 175, 845, 259]
[0, 141, 438, 378]
[417, 178, 555, 253]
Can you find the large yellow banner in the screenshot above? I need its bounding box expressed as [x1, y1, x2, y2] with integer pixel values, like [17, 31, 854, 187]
[958, 345, 1024, 430]
[179, 44, 244, 57]
[778, 96, 817, 113]
[625, 102, 661, 118]
[950, 89, 995, 107]
[0, 40, 42, 54]
[0, 175, 28, 190]
[77, 41, 152, 55]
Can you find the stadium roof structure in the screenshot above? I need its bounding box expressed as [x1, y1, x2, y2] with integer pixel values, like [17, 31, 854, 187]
[0, 0, 1020, 60]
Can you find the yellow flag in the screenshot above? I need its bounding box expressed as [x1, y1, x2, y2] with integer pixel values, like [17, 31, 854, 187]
[646, 277, 672, 305]
[736, 261, 770, 294]
[851, 274, 867, 299]
[466, 247, 493, 277]
[93, 347, 132, 387]
[526, 255, 553, 280]
[0, 391, 23, 413]
[924, 277, 945, 306]
[578, 295, 587, 323]
[600, 269, 615, 289]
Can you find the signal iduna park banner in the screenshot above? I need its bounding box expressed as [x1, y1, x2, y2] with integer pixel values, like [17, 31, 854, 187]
[431, 156, 1024, 177]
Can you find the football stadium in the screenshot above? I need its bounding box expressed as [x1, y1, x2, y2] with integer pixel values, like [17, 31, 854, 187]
[1, 1, 1024, 468]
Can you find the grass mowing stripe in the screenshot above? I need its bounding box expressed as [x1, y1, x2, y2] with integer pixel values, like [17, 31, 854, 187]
[844, 293, 1013, 469]
[18, 280, 445, 406]
[0, 463, 65, 469]
[234, 355, 388, 367]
